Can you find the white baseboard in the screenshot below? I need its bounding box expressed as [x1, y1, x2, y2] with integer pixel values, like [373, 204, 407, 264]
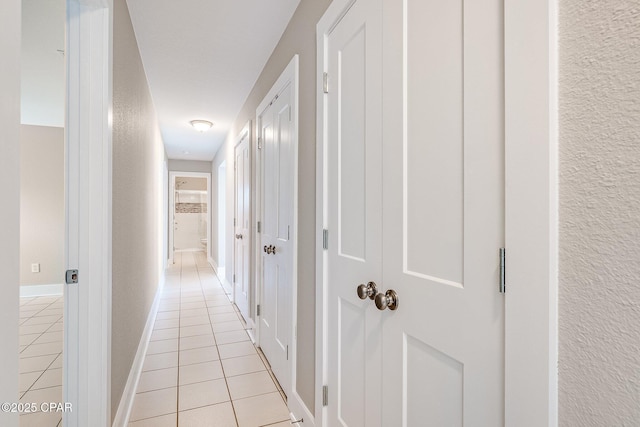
[289, 390, 315, 427]
[112, 276, 165, 427]
[175, 248, 204, 253]
[20, 284, 63, 297]
[208, 256, 216, 270]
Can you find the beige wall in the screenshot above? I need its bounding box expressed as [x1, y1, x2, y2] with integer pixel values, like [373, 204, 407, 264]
[559, 0, 640, 424]
[111, 0, 166, 420]
[19, 125, 64, 287]
[212, 0, 333, 412]
[168, 159, 212, 174]
[0, 0, 22, 423]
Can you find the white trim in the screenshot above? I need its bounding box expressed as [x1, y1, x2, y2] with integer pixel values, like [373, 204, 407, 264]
[255, 55, 301, 413]
[504, 0, 558, 425]
[315, 0, 558, 425]
[111, 277, 164, 427]
[20, 284, 64, 297]
[168, 171, 212, 264]
[65, 1, 113, 426]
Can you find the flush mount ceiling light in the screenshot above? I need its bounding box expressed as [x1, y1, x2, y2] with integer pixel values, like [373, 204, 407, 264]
[190, 120, 214, 132]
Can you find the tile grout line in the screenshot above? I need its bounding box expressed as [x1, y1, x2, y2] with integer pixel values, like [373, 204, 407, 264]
[196, 251, 240, 427]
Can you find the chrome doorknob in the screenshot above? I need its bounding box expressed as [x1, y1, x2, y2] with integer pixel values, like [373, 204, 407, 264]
[269, 245, 276, 254]
[236, 234, 243, 239]
[357, 282, 378, 300]
[375, 289, 399, 311]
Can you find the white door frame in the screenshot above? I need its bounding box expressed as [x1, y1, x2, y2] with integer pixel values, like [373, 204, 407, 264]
[255, 55, 308, 421]
[65, 0, 114, 426]
[168, 171, 212, 263]
[315, 1, 558, 426]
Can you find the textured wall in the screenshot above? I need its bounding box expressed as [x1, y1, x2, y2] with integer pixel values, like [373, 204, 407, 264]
[20, 125, 64, 286]
[111, 0, 166, 420]
[559, 1, 640, 424]
[212, 0, 333, 412]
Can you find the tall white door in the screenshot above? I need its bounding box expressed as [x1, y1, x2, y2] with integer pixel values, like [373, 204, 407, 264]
[380, 0, 505, 424]
[323, 0, 505, 425]
[259, 82, 294, 394]
[234, 132, 251, 320]
[325, 0, 383, 425]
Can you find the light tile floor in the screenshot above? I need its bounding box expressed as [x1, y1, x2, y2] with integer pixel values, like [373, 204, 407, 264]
[129, 251, 290, 427]
[18, 295, 64, 427]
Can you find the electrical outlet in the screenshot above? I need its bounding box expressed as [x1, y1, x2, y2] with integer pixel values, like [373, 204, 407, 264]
[31, 263, 40, 273]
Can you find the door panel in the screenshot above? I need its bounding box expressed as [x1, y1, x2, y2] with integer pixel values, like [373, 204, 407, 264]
[405, 0, 464, 284]
[405, 335, 463, 427]
[381, 0, 505, 425]
[326, 1, 383, 426]
[260, 83, 294, 394]
[234, 133, 250, 320]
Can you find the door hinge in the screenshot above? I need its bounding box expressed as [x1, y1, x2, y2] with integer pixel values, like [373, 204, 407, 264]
[257, 221, 261, 233]
[258, 136, 262, 149]
[499, 248, 506, 293]
[322, 229, 329, 250]
[322, 385, 328, 406]
[286, 345, 289, 360]
[323, 72, 329, 94]
[257, 304, 261, 316]
[233, 273, 236, 283]
[234, 218, 237, 226]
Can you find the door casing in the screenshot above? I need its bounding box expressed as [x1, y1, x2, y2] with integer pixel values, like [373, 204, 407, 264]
[315, 0, 559, 426]
[65, 1, 114, 426]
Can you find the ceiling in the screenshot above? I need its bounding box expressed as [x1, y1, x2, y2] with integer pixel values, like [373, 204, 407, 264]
[21, 0, 300, 161]
[127, 0, 301, 161]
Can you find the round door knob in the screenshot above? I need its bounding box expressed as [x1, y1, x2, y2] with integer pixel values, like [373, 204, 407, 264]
[263, 245, 268, 253]
[269, 245, 276, 254]
[357, 282, 378, 300]
[375, 289, 399, 311]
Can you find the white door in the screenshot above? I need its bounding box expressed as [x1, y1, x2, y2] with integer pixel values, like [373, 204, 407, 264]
[259, 81, 294, 394]
[323, 0, 505, 425]
[234, 132, 251, 320]
[380, 0, 504, 424]
[324, 0, 383, 425]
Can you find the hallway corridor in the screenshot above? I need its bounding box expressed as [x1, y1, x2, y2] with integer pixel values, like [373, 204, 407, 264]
[128, 251, 290, 427]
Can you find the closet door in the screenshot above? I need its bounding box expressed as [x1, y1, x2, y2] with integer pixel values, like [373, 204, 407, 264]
[324, 0, 383, 425]
[259, 81, 295, 396]
[380, 0, 505, 425]
[234, 130, 251, 321]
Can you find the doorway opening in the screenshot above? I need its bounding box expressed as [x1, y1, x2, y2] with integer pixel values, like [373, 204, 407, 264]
[169, 172, 211, 265]
[19, 0, 66, 425]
